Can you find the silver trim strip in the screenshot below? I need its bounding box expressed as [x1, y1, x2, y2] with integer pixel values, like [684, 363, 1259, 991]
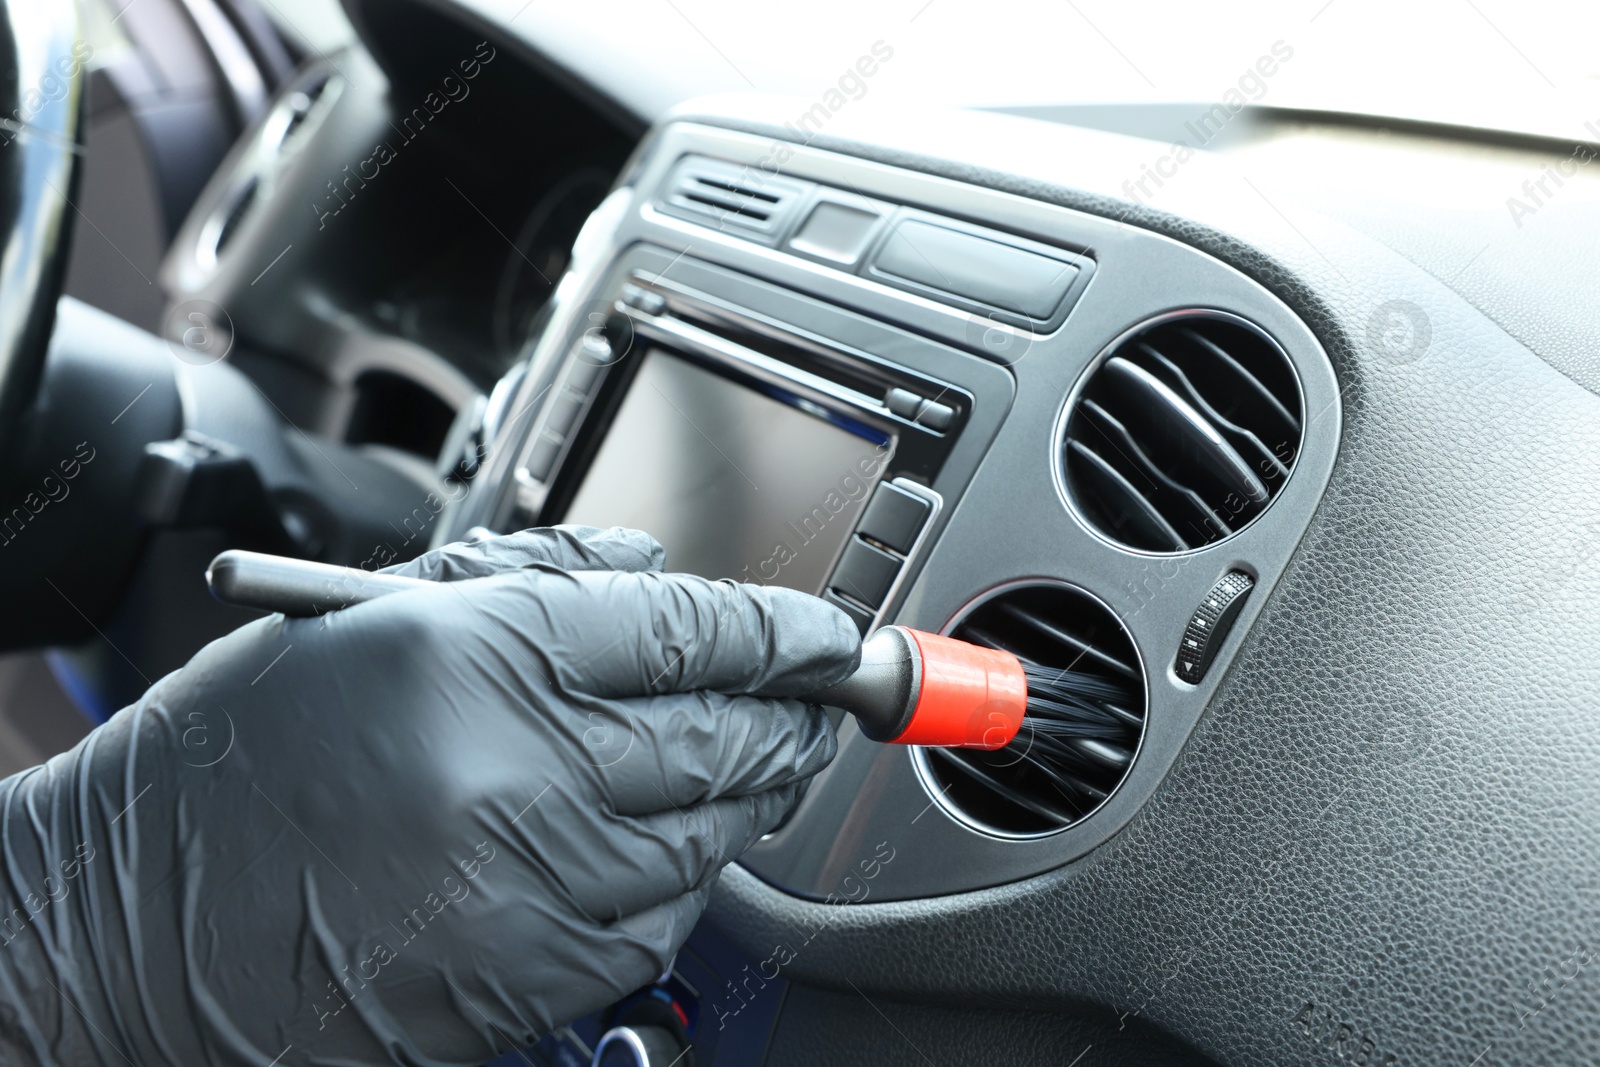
[641, 314, 884, 417]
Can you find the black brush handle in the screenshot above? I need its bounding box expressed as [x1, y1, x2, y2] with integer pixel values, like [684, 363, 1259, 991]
[799, 626, 921, 741]
[207, 550, 926, 738]
[207, 550, 431, 617]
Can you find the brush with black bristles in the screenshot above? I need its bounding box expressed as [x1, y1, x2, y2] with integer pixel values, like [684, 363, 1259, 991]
[204, 549, 1133, 752]
[800, 627, 1139, 752]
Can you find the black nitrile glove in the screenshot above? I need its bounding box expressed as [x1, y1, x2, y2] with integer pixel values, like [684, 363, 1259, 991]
[0, 526, 859, 1066]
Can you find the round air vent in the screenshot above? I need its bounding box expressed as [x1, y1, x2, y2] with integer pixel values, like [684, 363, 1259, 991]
[1061, 312, 1303, 552]
[915, 583, 1145, 838]
[194, 67, 340, 274]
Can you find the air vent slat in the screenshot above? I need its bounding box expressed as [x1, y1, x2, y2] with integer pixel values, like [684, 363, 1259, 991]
[991, 602, 1140, 680]
[1063, 315, 1304, 553]
[963, 617, 1136, 685]
[657, 156, 808, 240]
[1102, 702, 1145, 729]
[927, 749, 1078, 825]
[1177, 326, 1301, 444]
[920, 585, 1146, 837]
[1077, 399, 1226, 540]
[676, 191, 772, 221]
[1140, 346, 1290, 481]
[1020, 728, 1128, 779]
[1101, 357, 1269, 506]
[1066, 440, 1188, 551]
[1068, 737, 1133, 770]
[692, 176, 781, 204]
[1016, 750, 1108, 807]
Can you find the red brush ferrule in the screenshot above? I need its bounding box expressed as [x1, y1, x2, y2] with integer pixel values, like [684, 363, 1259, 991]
[893, 629, 1027, 749]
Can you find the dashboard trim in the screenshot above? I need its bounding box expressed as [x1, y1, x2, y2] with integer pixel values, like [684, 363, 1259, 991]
[446, 119, 1341, 901]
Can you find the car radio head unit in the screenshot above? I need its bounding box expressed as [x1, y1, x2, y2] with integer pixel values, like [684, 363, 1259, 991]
[562, 346, 891, 595]
[496, 253, 974, 631]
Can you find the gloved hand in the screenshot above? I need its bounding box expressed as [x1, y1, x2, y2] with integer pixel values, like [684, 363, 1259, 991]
[0, 526, 859, 1066]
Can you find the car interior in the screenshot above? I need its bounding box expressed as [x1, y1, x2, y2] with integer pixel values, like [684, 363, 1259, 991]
[4, 0, 1600, 1063]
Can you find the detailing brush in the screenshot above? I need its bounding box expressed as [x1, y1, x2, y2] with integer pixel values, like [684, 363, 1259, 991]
[205, 550, 1133, 751]
[799, 625, 1137, 752]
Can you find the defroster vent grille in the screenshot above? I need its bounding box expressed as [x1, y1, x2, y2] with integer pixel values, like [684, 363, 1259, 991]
[659, 156, 807, 242]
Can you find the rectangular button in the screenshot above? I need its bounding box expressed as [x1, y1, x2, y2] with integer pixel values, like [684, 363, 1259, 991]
[916, 400, 955, 432]
[825, 592, 876, 636]
[524, 433, 562, 481]
[619, 283, 666, 316]
[544, 390, 586, 436]
[871, 219, 1078, 321]
[787, 199, 882, 265]
[565, 359, 603, 393]
[829, 538, 901, 609]
[856, 483, 931, 554]
[885, 387, 922, 419]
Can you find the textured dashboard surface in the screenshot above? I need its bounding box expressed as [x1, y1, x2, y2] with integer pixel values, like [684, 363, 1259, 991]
[1218, 127, 1600, 400]
[671, 102, 1600, 1065]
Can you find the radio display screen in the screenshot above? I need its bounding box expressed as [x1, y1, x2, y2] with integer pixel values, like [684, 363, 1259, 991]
[561, 348, 891, 594]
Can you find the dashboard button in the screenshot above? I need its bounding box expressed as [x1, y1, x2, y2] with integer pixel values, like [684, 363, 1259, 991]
[825, 591, 877, 635]
[786, 198, 882, 265]
[619, 283, 666, 316]
[524, 433, 563, 481]
[577, 333, 615, 367]
[565, 358, 604, 393]
[1175, 570, 1255, 683]
[884, 387, 922, 419]
[545, 390, 587, 436]
[916, 399, 955, 432]
[871, 217, 1079, 321]
[830, 538, 901, 609]
[857, 483, 930, 554]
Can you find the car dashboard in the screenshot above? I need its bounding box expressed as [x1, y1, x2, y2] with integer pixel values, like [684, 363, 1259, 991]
[154, 2, 1600, 1063]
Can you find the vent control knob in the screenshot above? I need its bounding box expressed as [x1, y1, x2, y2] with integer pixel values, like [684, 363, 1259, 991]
[1175, 571, 1255, 683]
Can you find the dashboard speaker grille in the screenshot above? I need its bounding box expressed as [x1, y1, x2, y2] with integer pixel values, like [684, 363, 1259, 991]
[1062, 313, 1302, 552]
[919, 584, 1145, 837]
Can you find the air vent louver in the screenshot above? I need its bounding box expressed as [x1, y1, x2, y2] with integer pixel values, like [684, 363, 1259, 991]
[212, 176, 259, 258]
[277, 71, 332, 144]
[918, 584, 1145, 837]
[660, 157, 807, 241]
[1062, 314, 1303, 552]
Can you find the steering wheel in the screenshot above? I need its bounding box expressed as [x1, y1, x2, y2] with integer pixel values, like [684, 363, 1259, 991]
[0, 0, 84, 439]
[0, 2, 177, 657]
